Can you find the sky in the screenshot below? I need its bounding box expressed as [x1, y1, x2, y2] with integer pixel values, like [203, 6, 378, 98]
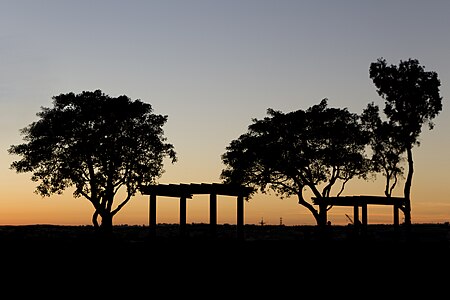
[0, 0, 449, 226]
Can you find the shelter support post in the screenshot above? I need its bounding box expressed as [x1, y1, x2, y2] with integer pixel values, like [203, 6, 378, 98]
[393, 202, 400, 234]
[237, 195, 244, 240]
[210, 193, 217, 238]
[353, 205, 360, 235]
[353, 205, 359, 225]
[149, 194, 157, 238]
[361, 203, 368, 235]
[179, 196, 187, 238]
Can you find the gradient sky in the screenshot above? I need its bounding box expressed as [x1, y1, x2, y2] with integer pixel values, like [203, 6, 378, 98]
[0, 0, 449, 226]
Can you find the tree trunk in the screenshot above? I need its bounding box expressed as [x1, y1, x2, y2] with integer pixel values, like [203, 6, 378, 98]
[403, 146, 414, 228]
[318, 203, 327, 227]
[92, 210, 100, 228]
[97, 212, 114, 240]
[101, 213, 113, 230]
[296, 193, 322, 226]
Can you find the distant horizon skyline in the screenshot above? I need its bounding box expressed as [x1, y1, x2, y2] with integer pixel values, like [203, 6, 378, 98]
[1, 1, 449, 226]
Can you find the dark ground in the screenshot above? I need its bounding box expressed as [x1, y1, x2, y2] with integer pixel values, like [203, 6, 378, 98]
[0, 223, 449, 294]
[1, 222, 449, 254]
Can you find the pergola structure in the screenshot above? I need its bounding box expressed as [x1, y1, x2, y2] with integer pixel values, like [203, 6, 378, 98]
[312, 195, 406, 231]
[140, 183, 254, 239]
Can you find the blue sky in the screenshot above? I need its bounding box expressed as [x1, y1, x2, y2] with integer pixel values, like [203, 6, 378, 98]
[0, 0, 449, 225]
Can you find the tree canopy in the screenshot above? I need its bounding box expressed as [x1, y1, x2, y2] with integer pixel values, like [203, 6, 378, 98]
[369, 58, 442, 225]
[8, 90, 177, 234]
[221, 99, 370, 226]
[369, 58, 442, 146]
[221, 58, 442, 227]
[361, 102, 405, 198]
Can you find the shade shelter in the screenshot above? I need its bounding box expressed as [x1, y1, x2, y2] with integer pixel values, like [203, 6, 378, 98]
[140, 183, 254, 240]
[312, 195, 406, 231]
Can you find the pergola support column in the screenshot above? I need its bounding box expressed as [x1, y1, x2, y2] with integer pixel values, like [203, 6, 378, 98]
[179, 196, 187, 238]
[393, 203, 399, 230]
[353, 205, 360, 234]
[210, 193, 217, 239]
[361, 204, 368, 236]
[149, 194, 157, 238]
[237, 195, 244, 240]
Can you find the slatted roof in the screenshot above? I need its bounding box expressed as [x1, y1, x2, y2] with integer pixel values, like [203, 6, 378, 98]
[140, 183, 254, 198]
[312, 195, 406, 206]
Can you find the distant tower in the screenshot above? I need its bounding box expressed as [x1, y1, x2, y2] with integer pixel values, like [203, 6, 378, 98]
[279, 217, 283, 226]
[259, 217, 266, 226]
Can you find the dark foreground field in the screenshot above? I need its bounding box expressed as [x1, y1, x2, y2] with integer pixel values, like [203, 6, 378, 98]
[0, 222, 448, 254]
[0, 223, 449, 293]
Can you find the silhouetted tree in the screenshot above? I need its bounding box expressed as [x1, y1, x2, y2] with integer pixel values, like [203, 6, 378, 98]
[369, 58, 442, 226]
[221, 99, 370, 226]
[361, 102, 405, 198]
[8, 90, 177, 235]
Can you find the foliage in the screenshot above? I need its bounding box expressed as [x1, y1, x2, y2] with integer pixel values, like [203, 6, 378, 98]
[369, 58, 442, 146]
[361, 102, 405, 197]
[8, 90, 177, 233]
[221, 99, 370, 225]
[369, 58, 442, 225]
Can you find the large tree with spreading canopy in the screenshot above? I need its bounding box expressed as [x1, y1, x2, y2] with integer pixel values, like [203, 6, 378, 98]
[8, 90, 177, 235]
[221, 99, 370, 226]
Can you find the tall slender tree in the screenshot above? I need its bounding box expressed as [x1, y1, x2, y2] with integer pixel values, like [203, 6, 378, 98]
[369, 58, 442, 226]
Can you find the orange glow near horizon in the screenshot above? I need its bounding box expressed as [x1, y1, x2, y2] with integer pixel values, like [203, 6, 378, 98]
[0, 178, 448, 227]
[1, 144, 449, 227]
